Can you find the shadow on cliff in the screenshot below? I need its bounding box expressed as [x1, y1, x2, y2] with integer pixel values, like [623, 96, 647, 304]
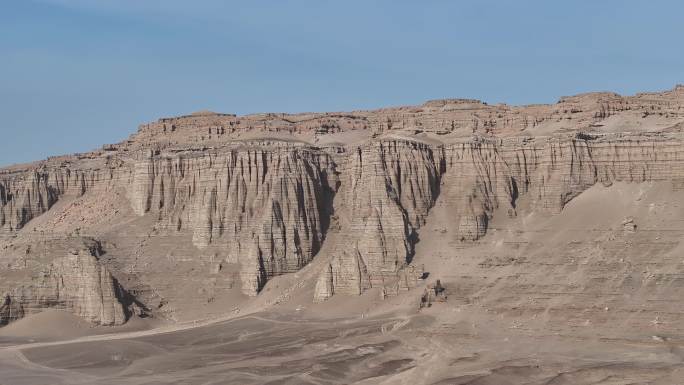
[115, 279, 152, 320]
[314, 167, 339, 254]
[407, 229, 419, 265]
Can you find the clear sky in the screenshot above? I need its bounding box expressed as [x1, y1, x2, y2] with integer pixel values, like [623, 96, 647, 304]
[1, 0, 683, 166]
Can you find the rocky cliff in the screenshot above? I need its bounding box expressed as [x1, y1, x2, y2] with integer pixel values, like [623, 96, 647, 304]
[127, 144, 336, 296]
[1, 85, 684, 325]
[314, 140, 441, 301]
[0, 171, 56, 235]
[0, 161, 129, 237]
[0, 240, 127, 326]
[313, 134, 684, 300]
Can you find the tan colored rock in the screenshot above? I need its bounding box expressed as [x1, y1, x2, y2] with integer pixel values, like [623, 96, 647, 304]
[2, 85, 684, 315]
[0, 171, 56, 234]
[314, 263, 335, 301]
[622, 217, 637, 233]
[127, 145, 335, 295]
[316, 134, 684, 300]
[315, 140, 441, 300]
[1, 247, 127, 326]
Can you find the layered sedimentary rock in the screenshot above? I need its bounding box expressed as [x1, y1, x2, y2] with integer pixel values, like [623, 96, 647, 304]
[314, 140, 442, 301]
[431, 135, 684, 239]
[1, 246, 127, 326]
[0, 172, 56, 234]
[439, 140, 518, 240]
[128, 144, 335, 295]
[130, 85, 684, 148]
[0, 163, 130, 237]
[315, 135, 684, 300]
[1, 85, 684, 317]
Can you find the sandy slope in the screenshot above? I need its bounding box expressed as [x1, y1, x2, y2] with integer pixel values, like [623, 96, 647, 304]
[3, 181, 684, 383]
[1, 309, 683, 384]
[0, 310, 158, 345]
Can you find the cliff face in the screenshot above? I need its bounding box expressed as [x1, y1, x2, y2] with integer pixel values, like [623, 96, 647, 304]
[129, 85, 684, 146]
[0, 165, 128, 236]
[0, 172, 56, 235]
[1, 86, 684, 325]
[128, 144, 335, 295]
[1, 245, 127, 326]
[314, 135, 684, 300]
[439, 136, 684, 239]
[314, 140, 442, 301]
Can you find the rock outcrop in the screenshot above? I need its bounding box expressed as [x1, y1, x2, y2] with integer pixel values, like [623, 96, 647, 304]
[0, 171, 56, 235]
[0, 164, 129, 237]
[315, 135, 684, 300]
[314, 140, 442, 301]
[1, 246, 127, 326]
[128, 144, 335, 295]
[1, 85, 684, 318]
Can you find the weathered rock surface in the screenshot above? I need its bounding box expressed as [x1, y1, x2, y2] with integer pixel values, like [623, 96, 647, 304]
[129, 84, 684, 145]
[1, 85, 684, 322]
[315, 134, 684, 300]
[128, 144, 335, 295]
[1, 243, 127, 326]
[314, 140, 441, 301]
[0, 162, 130, 237]
[0, 171, 56, 235]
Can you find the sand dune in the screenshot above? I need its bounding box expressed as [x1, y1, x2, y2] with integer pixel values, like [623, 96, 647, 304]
[0, 310, 94, 341]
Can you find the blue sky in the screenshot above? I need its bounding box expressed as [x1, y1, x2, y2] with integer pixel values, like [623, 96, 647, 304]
[1, 0, 683, 166]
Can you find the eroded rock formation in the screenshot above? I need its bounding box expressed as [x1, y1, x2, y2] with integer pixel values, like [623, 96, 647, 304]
[1, 246, 127, 326]
[0, 171, 56, 235]
[314, 140, 442, 301]
[1, 85, 684, 321]
[315, 135, 684, 299]
[128, 145, 335, 295]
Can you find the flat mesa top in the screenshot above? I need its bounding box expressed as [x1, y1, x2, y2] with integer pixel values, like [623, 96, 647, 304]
[2, 85, 684, 172]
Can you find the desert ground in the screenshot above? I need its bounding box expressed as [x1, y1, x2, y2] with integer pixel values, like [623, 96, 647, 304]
[3, 182, 684, 384]
[3, 87, 684, 384]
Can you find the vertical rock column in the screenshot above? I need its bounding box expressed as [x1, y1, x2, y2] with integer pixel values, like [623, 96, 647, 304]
[1, 249, 127, 326]
[0, 171, 56, 234]
[315, 140, 442, 301]
[128, 146, 335, 296]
